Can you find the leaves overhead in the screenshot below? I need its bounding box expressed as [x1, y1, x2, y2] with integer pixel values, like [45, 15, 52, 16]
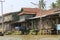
[39, 0, 45, 10]
[51, 0, 60, 8]
[51, 2, 56, 8]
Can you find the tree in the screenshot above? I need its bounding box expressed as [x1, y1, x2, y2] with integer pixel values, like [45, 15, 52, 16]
[39, 0, 45, 9]
[31, 0, 46, 10]
[12, 13, 19, 21]
[56, 0, 60, 8]
[51, 2, 56, 8]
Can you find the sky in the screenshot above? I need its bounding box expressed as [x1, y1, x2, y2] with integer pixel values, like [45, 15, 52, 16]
[0, 0, 57, 15]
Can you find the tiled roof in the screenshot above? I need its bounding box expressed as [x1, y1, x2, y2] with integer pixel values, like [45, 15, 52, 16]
[40, 8, 60, 16]
[37, 8, 60, 17]
[18, 8, 41, 15]
[19, 8, 60, 16]
[29, 8, 60, 19]
[22, 8, 39, 12]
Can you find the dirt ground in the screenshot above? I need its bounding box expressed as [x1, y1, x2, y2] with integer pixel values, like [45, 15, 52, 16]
[0, 35, 59, 40]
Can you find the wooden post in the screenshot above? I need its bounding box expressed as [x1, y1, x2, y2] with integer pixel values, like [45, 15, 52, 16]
[40, 17, 43, 35]
[56, 19, 58, 35]
[31, 20, 33, 30]
[50, 18, 52, 35]
[33, 20, 34, 29]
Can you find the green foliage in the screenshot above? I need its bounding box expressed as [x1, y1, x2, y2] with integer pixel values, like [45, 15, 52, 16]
[5, 31, 12, 35]
[34, 20, 38, 29]
[51, 2, 57, 8]
[51, 0, 60, 8]
[13, 31, 21, 35]
[56, 0, 60, 8]
[12, 13, 19, 21]
[39, 0, 46, 10]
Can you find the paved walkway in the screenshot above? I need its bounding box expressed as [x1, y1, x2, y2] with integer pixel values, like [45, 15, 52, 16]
[0, 35, 59, 40]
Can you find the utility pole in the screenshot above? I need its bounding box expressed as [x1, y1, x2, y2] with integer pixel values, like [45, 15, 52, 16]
[0, 0, 5, 33]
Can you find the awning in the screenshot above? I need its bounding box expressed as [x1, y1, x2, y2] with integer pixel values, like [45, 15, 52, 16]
[29, 15, 47, 19]
[29, 11, 60, 20]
